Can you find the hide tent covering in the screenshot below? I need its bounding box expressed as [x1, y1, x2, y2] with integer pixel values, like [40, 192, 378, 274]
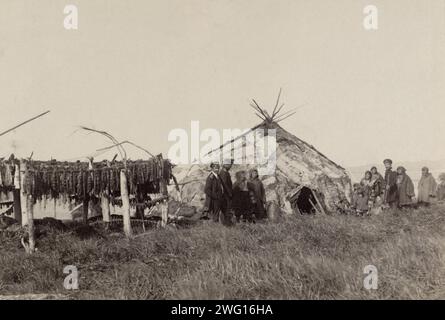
[169, 92, 352, 214]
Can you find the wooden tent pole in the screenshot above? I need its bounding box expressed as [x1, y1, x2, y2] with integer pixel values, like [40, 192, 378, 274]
[120, 169, 132, 236]
[312, 192, 326, 215]
[308, 198, 320, 215]
[205, 123, 262, 156]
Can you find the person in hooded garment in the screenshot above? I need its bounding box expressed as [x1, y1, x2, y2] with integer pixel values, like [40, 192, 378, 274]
[370, 166, 384, 183]
[396, 166, 415, 208]
[417, 167, 437, 206]
[370, 167, 384, 194]
[249, 168, 266, 219]
[361, 170, 380, 211]
[383, 159, 398, 208]
[204, 162, 223, 222]
[436, 173, 445, 201]
[360, 171, 373, 190]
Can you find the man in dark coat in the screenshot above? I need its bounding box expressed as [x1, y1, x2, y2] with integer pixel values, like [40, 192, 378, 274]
[204, 163, 223, 222]
[219, 160, 233, 225]
[383, 159, 398, 208]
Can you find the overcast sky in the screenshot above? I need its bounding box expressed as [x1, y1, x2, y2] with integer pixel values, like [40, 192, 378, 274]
[1, 0, 444, 167]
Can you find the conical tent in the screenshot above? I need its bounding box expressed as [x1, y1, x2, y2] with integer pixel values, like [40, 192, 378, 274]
[169, 92, 352, 215]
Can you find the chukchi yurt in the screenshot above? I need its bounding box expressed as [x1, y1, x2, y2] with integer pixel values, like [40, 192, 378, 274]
[169, 93, 352, 216]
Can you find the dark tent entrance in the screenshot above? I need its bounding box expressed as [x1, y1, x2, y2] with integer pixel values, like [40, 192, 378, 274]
[289, 186, 326, 215]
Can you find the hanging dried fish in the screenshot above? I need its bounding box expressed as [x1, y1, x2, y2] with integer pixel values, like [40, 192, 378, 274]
[31, 171, 37, 197]
[86, 170, 93, 195]
[115, 168, 120, 192]
[101, 168, 109, 194]
[0, 164, 4, 187]
[110, 169, 116, 193]
[93, 170, 101, 196]
[3, 164, 13, 187]
[77, 170, 83, 196]
[60, 170, 67, 195]
[2, 158, 170, 201]
[70, 171, 76, 195]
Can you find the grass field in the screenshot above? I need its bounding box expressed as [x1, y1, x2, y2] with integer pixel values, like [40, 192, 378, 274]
[1, 204, 444, 299]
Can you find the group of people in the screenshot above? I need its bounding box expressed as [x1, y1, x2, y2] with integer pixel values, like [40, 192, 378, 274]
[203, 161, 267, 224]
[203, 158, 445, 220]
[351, 158, 445, 216]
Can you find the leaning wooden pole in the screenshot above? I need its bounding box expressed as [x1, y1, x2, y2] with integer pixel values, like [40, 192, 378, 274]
[120, 169, 132, 236]
[308, 198, 320, 215]
[0, 110, 50, 138]
[312, 192, 326, 215]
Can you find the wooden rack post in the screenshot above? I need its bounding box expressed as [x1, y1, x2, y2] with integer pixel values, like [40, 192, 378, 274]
[101, 191, 111, 227]
[120, 169, 132, 236]
[159, 179, 169, 228]
[26, 194, 36, 253]
[161, 199, 168, 228]
[53, 198, 57, 219]
[19, 160, 28, 226]
[12, 190, 22, 224]
[82, 197, 89, 224]
[19, 159, 35, 254]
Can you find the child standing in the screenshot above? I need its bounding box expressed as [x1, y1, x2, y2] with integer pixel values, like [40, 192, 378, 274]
[352, 183, 369, 216]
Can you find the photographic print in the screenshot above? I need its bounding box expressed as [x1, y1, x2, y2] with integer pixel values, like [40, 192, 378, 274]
[0, 0, 444, 309]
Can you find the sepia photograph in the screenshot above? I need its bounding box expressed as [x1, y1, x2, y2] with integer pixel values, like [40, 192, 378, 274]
[0, 0, 444, 310]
